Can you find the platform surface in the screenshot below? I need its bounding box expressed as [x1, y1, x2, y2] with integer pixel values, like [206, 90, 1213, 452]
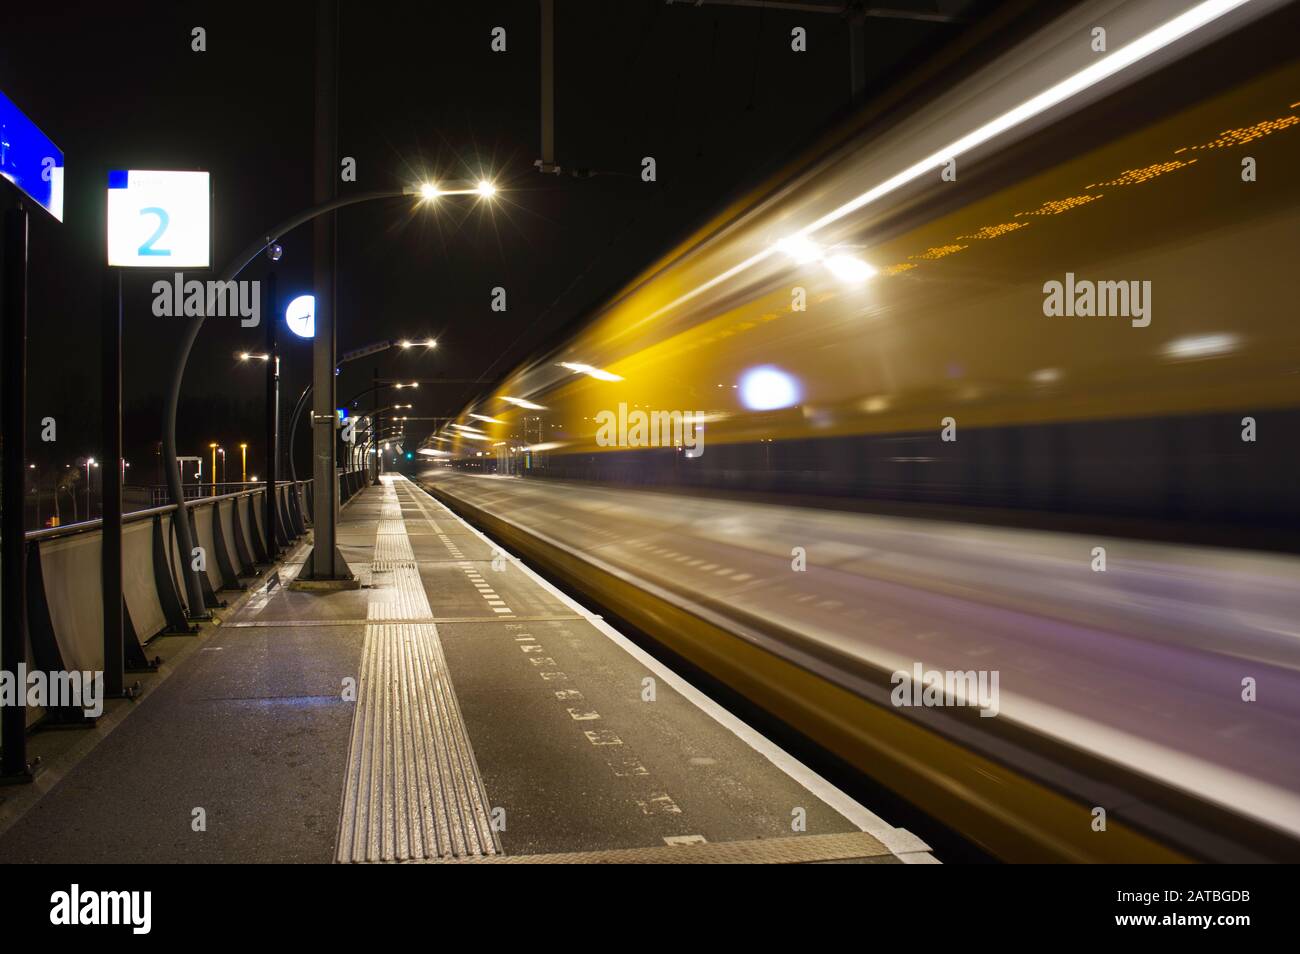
[0, 476, 931, 864]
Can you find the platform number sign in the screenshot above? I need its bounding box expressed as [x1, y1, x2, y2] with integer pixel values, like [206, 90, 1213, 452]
[106, 170, 210, 267]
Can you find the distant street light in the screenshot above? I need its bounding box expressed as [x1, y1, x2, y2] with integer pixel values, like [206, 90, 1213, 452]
[286, 345, 431, 481]
[240, 443, 249, 483]
[85, 457, 97, 519]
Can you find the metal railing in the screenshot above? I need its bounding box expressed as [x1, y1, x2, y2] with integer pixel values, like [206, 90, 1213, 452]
[148, 481, 287, 508]
[3, 471, 367, 750]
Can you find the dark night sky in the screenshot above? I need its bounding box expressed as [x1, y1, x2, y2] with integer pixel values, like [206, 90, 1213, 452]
[1, 0, 981, 485]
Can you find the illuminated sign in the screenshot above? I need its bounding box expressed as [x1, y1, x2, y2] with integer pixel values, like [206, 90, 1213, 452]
[0, 89, 64, 221]
[286, 294, 315, 338]
[107, 170, 210, 267]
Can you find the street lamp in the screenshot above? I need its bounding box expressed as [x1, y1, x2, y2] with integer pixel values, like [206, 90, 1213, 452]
[162, 177, 500, 606]
[240, 443, 248, 483]
[85, 457, 97, 520]
[209, 443, 219, 496]
[218, 447, 226, 486]
[285, 345, 431, 481]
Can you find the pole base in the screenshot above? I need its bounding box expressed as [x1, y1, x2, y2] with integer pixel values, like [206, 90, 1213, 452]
[0, 757, 43, 786]
[288, 576, 361, 591]
[294, 543, 355, 589]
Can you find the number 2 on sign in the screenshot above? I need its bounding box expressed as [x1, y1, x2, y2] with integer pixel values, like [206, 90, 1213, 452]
[138, 207, 171, 257]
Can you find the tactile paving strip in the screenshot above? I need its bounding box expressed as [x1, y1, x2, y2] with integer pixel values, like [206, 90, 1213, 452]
[336, 478, 499, 863]
[433, 831, 893, 864]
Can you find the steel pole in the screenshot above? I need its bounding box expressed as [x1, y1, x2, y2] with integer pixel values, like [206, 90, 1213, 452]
[160, 192, 406, 608]
[1, 204, 31, 780]
[264, 274, 279, 558]
[102, 269, 124, 697]
[303, 0, 352, 581]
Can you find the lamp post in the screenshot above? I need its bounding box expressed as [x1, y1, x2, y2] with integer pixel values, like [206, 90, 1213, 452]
[284, 339, 424, 481]
[209, 443, 218, 496]
[85, 457, 96, 519]
[162, 182, 495, 606]
[354, 404, 412, 481]
[240, 443, 248, 483]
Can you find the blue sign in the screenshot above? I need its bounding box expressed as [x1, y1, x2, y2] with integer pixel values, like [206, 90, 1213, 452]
[0, 89, 64, 221]
[336, 408, 349, 422]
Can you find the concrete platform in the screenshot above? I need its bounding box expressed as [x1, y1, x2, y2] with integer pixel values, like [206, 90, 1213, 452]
[0, 476, 932, 864]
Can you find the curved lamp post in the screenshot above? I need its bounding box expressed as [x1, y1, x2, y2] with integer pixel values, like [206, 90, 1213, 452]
[163, 182, 489, 614]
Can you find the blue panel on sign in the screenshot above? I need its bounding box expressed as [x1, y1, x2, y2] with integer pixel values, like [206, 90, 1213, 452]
[0, 89, 65, 221]
[107, 169, 129, 189]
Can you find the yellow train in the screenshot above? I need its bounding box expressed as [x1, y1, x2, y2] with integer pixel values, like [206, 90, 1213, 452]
[422, 0, 1300, 860]
[431, 0, 1300, 545]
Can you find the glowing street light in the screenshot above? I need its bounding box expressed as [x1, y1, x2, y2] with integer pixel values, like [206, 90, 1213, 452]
[85, 457, 98, 519]
[409, 178, 497, 200]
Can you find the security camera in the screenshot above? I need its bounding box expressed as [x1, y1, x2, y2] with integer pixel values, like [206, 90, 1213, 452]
[265, 242, 284, 262]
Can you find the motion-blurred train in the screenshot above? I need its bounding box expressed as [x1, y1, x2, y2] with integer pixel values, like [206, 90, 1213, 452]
[430, 0, 1300, 547]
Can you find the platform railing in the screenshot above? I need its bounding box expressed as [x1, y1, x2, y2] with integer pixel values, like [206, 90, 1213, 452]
[147, 481, 271, 508]
[5, 471, 367, 732]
